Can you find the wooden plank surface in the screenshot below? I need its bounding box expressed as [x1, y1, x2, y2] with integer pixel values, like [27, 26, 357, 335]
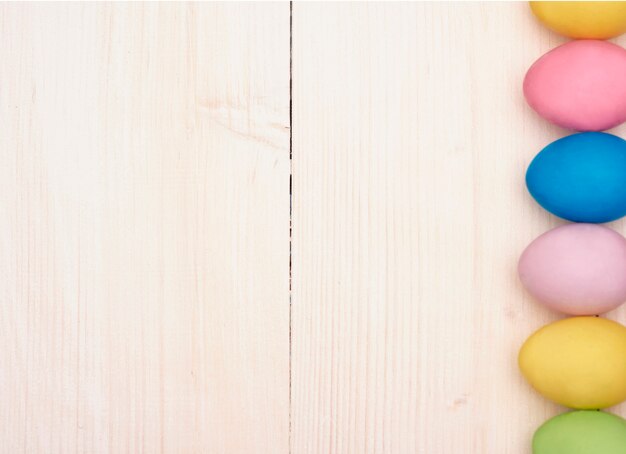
[0, 3, 290, 453]
[291, 3, 626, 453]
[4, 3, 626, 453]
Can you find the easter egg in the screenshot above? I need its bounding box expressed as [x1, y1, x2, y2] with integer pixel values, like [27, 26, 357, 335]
[533, 411, 626, 454]
[524, 40, 626, 131]
[519, 224, 626, 315]
[530, 1, 626, 39]
[519, 317, 626, 409]
[526, 132, 626, 223]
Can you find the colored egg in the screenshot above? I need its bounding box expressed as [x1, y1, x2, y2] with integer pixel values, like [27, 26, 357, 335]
[519, 317, 626, 409]
[530, 1, 626, 39]
[524, 40, 626, 131]
[526, 132, 626, 223]
[533, 411, 626, 454]
[519, 224, 626, 315]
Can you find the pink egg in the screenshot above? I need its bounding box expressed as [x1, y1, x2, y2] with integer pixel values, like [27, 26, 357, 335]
[518, 224, 626, 315]
[524, 40, 626, 132]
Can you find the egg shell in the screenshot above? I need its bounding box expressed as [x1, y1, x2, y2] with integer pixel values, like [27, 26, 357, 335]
[519, 317, 626, 409]
[530, 1, 626, 39]
[519, 224, 626, 315]
[533, 411, 626, 454]
[526, 132, 626, 223]
[524, 40, 626, 131]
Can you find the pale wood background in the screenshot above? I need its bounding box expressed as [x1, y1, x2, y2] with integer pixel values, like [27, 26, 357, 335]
[0, 3, 290, 453]
[1, 2, 626, 453]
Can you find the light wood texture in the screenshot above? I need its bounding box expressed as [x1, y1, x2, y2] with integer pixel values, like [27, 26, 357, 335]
[291, 3, 626, 453]
[0, 3, 290, 453]
[5, 3, 626, 454]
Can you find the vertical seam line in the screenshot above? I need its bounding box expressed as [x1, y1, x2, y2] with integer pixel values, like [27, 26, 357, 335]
[288, 2, 293, 453]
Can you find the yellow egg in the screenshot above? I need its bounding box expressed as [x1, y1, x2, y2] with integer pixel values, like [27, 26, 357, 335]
[530, 1, 626, 39]
[519, 317, 626, 409]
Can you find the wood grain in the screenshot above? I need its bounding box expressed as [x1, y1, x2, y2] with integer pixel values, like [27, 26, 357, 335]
[0, 3, 290, 453]
[4, 3, 626, 453]
[291, 3, 626, 453]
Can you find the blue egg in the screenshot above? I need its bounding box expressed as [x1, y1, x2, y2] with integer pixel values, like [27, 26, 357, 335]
[526, 132, 626, 223]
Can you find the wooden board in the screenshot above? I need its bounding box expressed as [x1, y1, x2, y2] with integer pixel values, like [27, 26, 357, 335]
[291, 3, 626, 453]
[0, 3, 290, 453]
[3, 3, 626, 453]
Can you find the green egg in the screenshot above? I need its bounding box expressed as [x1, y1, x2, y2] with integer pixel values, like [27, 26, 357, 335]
[533, 411, 626, 453]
